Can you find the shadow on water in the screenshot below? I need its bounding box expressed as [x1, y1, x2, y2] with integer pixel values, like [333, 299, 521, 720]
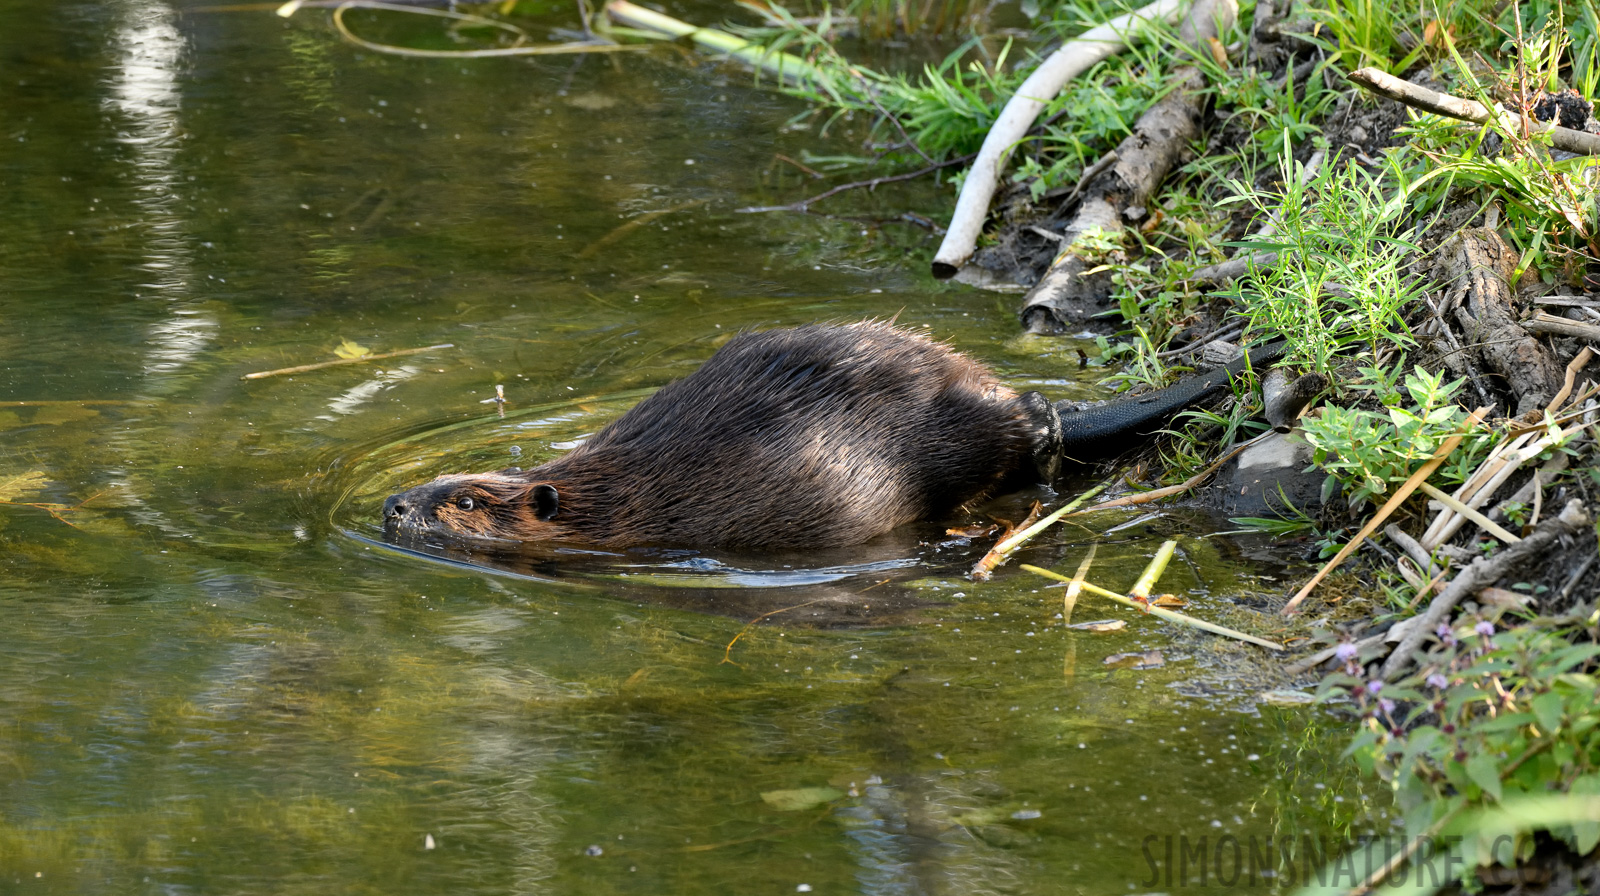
[361, 528, 948, 627]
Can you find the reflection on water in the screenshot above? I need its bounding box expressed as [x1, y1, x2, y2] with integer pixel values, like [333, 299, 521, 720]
[0, 2, 1381, 893]
[105, 0, 218, 384]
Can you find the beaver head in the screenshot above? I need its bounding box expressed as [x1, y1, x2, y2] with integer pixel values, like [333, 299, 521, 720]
[383, 471, 566, 542]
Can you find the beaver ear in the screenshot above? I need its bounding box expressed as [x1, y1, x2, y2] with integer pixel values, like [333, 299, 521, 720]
[532, 484, 560, 521]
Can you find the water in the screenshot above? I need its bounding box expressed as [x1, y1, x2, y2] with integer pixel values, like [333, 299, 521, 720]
[0, 2, 1384, 892]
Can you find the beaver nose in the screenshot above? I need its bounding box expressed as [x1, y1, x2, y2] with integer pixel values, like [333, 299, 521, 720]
[383, 494, 406, 519]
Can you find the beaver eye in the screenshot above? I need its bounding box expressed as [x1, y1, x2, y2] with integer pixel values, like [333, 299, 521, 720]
[457, 497, 476, 511]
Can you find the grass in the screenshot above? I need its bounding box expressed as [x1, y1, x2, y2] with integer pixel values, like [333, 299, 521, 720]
[1217, 145, 1424, 374]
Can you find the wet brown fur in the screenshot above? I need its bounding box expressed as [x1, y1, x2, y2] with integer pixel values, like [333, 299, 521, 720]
[384, 322, 1040, 550]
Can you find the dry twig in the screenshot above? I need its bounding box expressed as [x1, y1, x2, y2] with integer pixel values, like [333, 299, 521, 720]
[242, 343, 454, 380]
[1380, 500, 1590, 679]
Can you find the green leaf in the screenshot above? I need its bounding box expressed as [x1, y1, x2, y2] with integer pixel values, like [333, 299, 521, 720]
[1399, 726, 1441, 774]
[1531, 691, 1564, 736]
[1466, 753, 1503, 802]
[1467, 710, 1533, 733]
[333, 338, 372, 360]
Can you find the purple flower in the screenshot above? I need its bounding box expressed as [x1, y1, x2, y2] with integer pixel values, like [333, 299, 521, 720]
[1336, 643, 1358, 662]
[1427, 673, 1449, 690]
[1475, 621, 1496, 638]
[1379, 698, 1397, 714]
[1435, 623, 1457, 646]
[1367, 680, 1384, 696]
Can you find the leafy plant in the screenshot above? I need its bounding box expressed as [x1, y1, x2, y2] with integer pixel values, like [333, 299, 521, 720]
[1296, 366, 1491, 510]
[1220, 147, 1424, 373]
[1321, 621, 1600, 881]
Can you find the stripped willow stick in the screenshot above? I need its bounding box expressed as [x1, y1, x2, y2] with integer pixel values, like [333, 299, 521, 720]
[1416, 481, 1521, 544]
[1023, 564, 1284, 650]
[970, 480, 1109, 580]
[1420, 431, 1531, 547]
[1062, 544, 1096, 621]
[604, 0, 828, 84]
[242, 344, 453, 380]
[930, 0, 1187, 276]
[1128, 540, 1178, 601]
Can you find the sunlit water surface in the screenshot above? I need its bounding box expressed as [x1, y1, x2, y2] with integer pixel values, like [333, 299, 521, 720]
[0, 3, 1384, 892]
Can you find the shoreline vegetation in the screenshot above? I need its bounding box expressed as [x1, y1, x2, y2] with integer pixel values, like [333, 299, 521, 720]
[279, 0, 1600, 889]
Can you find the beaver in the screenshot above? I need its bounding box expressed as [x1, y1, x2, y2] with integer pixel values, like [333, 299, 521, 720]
[383, 321, 1282, 551]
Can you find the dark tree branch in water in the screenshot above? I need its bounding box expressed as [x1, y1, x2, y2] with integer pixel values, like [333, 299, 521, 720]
[735, 153, 975, 214]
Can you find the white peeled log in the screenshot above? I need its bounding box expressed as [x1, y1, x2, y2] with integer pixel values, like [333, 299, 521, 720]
[930, 0, 1189, 279]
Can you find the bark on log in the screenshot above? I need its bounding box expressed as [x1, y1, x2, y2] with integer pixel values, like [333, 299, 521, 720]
[1436, 230, 1564, 415]
[1019, 0, 1237, 334]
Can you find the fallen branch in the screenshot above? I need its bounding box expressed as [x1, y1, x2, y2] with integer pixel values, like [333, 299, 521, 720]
[1348, 67, 1600, 156]
[930, 0, 1189, 277]
[1282, 407, 1491, 616]
[1435, 230, 1564, 414]
[737, 153, 975, 214]
[1524, 311, 1600, 343]
[1379, 499, 1590, 679]
[242, 343, 454, 380]
[1023, 561, 1284, 650]
[1185, 251, 1278, 287]
[1019, 0, 1238, 332]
